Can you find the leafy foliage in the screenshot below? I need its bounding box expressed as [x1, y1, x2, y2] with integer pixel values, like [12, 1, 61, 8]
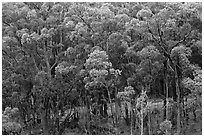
[2, 107, 22, 135]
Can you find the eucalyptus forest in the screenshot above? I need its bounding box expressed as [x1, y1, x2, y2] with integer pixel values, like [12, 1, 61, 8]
[2, 2, 202, 135]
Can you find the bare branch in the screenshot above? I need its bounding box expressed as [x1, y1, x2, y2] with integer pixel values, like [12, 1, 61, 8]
[2, 20, 11, 26]
[50, 51, 65, 70]
[171, 30, 192, 49]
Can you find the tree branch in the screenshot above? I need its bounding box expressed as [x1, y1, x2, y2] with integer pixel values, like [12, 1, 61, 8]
[171, 30, 192, 50]
[76, 11, 94, 33]
[2, 20, 11, 26]
[2, 49, 18, 64]
[50, 51, 65, 70]
[147, 24, 183, 72]
[23, 2, 41, 10]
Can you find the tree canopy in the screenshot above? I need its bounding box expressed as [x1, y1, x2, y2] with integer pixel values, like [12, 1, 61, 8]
[2, 2, 202, 135]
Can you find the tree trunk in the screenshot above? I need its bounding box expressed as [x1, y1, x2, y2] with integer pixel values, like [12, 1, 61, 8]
[165, 76, 169, 120]
[114, 87, 120, 134]
[41, 40, 51, 134]
[175, 68, 181, 134]
[140, 89, 144, 135]
[148, 110, 151, 135]
[185, 97, 189, 125]
[125, 104, 130, 125]
[43, 40, 52, 80]
[165, 72, 169, 135]
[141, 102, 143, 135]
[105, 86, 115, 126]
[85, 90, 91, 134]
[163, 59, 168, 120]
[104, 103, 108, 116]
[115, 99, 119, 127]
[130, 103, 133, 135]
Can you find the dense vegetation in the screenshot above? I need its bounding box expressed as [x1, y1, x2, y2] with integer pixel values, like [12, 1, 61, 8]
[2, 2, 202, 135]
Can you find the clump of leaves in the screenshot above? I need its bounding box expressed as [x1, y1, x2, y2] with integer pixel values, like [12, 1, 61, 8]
[117, 86, 135, 102]
[2, 107, 22, 135]
[159, 120, 172, 134]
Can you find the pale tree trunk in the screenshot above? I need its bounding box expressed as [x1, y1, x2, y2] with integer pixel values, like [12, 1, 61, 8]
[140, 88, 144, 135]
[141, 101, 144, 135]
[165, 77, 169, 135]
[106, 86, 115, 126]
[130, 103, 133, 135]
[114, 89, 120, 135]
[147, 84, 151, 135]
[165, 76, 169, 120]
[103, 83, 116, 131]
[165, 60, 169, 134]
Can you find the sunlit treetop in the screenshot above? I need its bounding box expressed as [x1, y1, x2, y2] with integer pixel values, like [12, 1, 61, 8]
[136, 7, 153, 20]
[27, 9, 37, 19]
[85, 49, 112, 70]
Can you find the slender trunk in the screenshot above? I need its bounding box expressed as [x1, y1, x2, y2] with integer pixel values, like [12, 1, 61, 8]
[85, 90, 90, 134]
[43, 40, 51, 80]
[163, 92, 167, 120]
[165, 74, 169, 135]
[114, 87, 119, 134]
[104, 103, 108, 116]
[130, 103, 133, 135]
[166, 76, 168, 120]
[181, 94, 185, 132]
[125, 104, 129, 125]
[114, 99, 119, 134]
[164, 59, 169, 134]
[105, 85, 115, 127]
[163, 59, 167, 120]
[141, 102, 143, 135]
[148, 110, 151, 135]
[141, 88, 144, 135]
[41, 40, 51, 134]
[175, 68, 181, 134]
[185, 97, 189, 125]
